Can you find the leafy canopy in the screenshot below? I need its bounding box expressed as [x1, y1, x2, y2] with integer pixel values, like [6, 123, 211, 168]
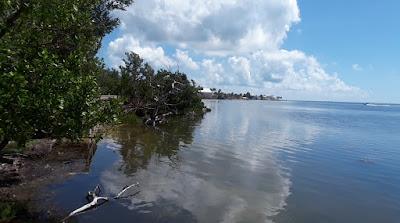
[98, 52, 205, 120]
[0, 0, 133, 148]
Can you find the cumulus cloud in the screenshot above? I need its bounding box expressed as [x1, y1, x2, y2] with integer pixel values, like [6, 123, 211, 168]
[250, 50, 360, 93]
[175, 49, 199, 70]
[104, 0, 366, 101]
[108, 35, 175, 68]
[114, 0, 300, 54]
[200, 59, 226, 84]
[197, 50, 362, 95]
[228, 56, 254, 85]
[352, 63, 363, 71]
[99, 101, 324, 222]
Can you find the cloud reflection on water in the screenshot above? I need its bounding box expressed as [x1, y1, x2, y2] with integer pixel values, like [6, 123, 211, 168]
[101, 101, 321, 222]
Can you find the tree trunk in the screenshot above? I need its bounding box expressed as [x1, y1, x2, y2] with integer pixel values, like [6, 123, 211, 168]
[0, 138, 9, 153]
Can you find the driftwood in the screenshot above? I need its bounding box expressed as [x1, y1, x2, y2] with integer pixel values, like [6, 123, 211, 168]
[114, 182, 140, 199]
[62, 182, 139, 222]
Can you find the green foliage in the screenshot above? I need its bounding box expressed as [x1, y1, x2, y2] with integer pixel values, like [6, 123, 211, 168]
[97, 67, 121, 95]
[96, 98, 124, 125]
[0, 202, 22, 222]
[98, 52, 205, 123]
[0, 0, 133, 149]
[152, 69, 204, 114]
[119, 113, 142, 124]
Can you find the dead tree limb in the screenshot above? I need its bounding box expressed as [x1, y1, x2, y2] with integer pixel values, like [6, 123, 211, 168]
[114, 182, 139, 199]
[62, 185, 108, 222]
[63, 182, 139, 222]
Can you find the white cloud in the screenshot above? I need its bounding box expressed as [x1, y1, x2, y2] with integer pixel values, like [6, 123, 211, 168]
[251, 50, 359, 93]
[98, 102, 324, 222]
[115, 0, 300, 55]
[193, 50, 365, 101]
[175, 49, 199, 70]
[200, 59, 225, 84]
[108, 35, 175, 69]
[103, 0, 366, 101]
[228, 56, 252, 84]
[352, 63, 363, 71]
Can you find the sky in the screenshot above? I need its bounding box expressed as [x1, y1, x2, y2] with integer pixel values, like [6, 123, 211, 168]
[98, 0, 400, 103]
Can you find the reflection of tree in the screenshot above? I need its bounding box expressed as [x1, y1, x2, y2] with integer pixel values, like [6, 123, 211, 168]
[107, 115, 203, 174]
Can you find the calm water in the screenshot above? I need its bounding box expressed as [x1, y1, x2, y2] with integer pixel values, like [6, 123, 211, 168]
[44, 100, 400, 222]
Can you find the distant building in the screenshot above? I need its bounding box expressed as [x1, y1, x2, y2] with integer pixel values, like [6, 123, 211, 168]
[200, 88, 212, 93]
[199, 88, 283, 101]
[200, 88, 214, 99]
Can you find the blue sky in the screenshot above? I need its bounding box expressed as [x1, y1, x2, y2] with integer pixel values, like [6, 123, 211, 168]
[99, 0, 400, 103]
[284, 0, 400, 103]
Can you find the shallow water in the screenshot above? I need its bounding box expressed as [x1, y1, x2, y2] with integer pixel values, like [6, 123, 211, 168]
[42, 100, 400, 222]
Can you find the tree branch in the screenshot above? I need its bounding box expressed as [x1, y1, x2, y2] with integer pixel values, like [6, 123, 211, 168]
[63, 183, 140, 222]
[114, 182, 139, 199]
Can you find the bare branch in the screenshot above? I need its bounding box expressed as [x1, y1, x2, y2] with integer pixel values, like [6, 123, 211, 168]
[63, 196, 109, 220]
[114, 182, 139, 199]
[62, 185, 109, 222]
[63, 182, 140, 222]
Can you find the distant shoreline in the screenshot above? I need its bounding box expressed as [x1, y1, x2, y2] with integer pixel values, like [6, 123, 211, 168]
[286, 100, 400, 106]
[199, 89, 283, 101]
[202, 99, 400, 106]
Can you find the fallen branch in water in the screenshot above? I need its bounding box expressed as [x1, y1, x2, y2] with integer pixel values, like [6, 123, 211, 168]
[114, 182, 139, 199]
[62, 182, 139, 222]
